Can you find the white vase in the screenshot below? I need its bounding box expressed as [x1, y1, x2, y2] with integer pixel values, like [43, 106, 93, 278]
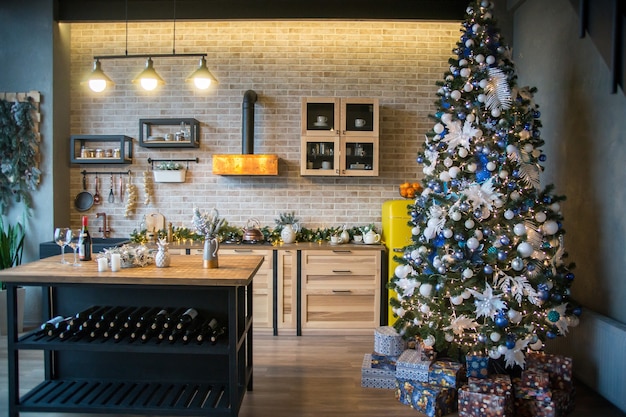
[203, 237, 220, 269]
[281, 224, 297, 244]
[0, 287, 25, 335]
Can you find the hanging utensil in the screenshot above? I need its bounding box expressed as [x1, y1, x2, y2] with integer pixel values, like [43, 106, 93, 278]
[93, 174, 101, 204]
[74, 172, 94, 211]
[108, 174, 115, 203]
[119, 173, 124, 203]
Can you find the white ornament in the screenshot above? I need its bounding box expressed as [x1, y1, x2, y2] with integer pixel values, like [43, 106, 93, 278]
[418, 246, 428, 254]
[395, 265, 409, 279]
[439, 172, 451, 182]
[412, 226, 420, 235]
[510, 191, 521, 201]
[459, 59, 468, 67]
[467, 162, 477, 172]
[462, 289, 472, 299]
[499, 170, 509, 179]
[451, 211, 462, 221]
[491, 108, 501, 118]
[443, 229, 453, 238]
[451, 90, 461, 100]
[498, 345, 508, 354]
[420, 304, 431, 314]
[535, 212, 547, 223]
[443, 157, 453, 168]
[490, 332, 501, 342]
[466, 237, 480, 250]
[523, 143, 534, 153]
[475, 54, 485, 63]
[486, 161, 496, 171]
[507, 309, 522, 324]
[550, 202, 561, 212]
[517, 242, 534, 258]
[543, 220, 559, 235]
[411, 249, 420, 260]
[529, 339, 544, 350]
[489, 348, 502, 359]
[465, 219, 475, 229]
[432, 257, 442, 268]
[458, 148, 469, 158]
[513, 223, 526, 236]
[434, 123, 444, 134]
[465, 39, 474, 48]
[441, 113, 453, 124]
[472, 24, 480, 33]
[466, 113, 476, 122]
[451, 295, 464, 305]
[474, 230, 484, 240]
[445, 333, 455, 342]
[464, 83, 474, 92]
[479, 79, 488, 89]
[477, 94, 486, 103]
[532, 149, 541, 158]
[462, 268, 474, 279]
[419, 283, 433, 297]
[424, 335, 436, 347]
[460, 68, 471, 78]
[486, 55, 496, 65]
[511, 257, 524, 271]
[449, 167, 460, 178]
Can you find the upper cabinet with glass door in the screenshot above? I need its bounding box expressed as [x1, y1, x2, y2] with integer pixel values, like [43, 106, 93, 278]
[301, 97, 379, 177]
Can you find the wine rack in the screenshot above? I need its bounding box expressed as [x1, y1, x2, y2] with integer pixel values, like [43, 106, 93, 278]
[4, 267, 254, 417]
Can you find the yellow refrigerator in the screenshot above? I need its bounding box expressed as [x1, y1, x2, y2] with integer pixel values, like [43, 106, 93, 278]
[381, 199, 414, 326]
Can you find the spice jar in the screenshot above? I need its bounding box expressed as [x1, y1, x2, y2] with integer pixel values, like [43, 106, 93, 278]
[95, 149, 104, 158]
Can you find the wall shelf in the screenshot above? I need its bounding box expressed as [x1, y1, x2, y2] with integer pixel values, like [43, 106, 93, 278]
[70, 135, 133, 164]
[139, 118, 200, 148]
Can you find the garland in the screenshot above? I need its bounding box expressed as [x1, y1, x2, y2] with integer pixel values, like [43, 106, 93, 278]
[0, 97, 41, 214]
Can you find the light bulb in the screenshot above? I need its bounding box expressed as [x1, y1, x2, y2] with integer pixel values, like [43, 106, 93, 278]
[140, 78, 158, 91]
[193, 78, 212, 90]
[88, 79, 107, 93]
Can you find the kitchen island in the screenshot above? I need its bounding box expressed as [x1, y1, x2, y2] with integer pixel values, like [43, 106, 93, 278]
[0, 254, 264, 417]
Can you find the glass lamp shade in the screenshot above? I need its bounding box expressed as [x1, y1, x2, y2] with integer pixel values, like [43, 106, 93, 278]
[132, 57, 165, 91]
[185, 57, 218, 90]
[82, 60, 115, 93]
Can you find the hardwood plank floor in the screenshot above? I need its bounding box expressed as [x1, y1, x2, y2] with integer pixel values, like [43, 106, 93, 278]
[1, 333, 624, 417]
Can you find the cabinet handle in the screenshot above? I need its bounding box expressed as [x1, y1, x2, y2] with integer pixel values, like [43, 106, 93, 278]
[332, 250, 352, 253]
[332, 289, 352, 293]
[234, 249, 253, 253]
[332, 269, 352, 273]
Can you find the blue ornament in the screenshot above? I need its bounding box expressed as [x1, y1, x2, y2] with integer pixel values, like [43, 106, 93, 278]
[551, 293, 563, 303]
[416, 156, 424, 164]
[497, 251, 507, 261]
[507, 182, 516, 190]
[477, 333, 487, 343]
[455, 251, 465, 260]
[534, 111, 541, 118]
[435, 111, 443, 118]
[511, 169, 519, 178]
[543, 195, 553, 204]
[505, 338, 516, 349]
[539, 154, 547, 162]
[497, 139, 507, 149]
[442, 102, 451, 109]
[565, 273, 575, 281]
[474, 208, 483, 219]
[573, 306, 582, 316]
[538, 290, 550, 301]
[435, 282, 444, 292]
[457, 112, 466, 120]
[476, 170, 491, 182]
[546, 330, 557, 339]
[495, 315, 509, 328]
[527, 264, 535, 272]
[433, 235, 445, 248]
[459, 202, 470, 212]
[483, 265, 493, 274]
[500, 236, 510, 246]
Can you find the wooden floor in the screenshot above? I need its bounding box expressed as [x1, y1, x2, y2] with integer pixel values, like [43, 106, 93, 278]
[1, 332, 624, 417]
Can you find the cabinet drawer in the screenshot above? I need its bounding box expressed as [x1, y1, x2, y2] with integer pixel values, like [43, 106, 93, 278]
[302, 290, 378, 330]
[301, 249, 380, 273]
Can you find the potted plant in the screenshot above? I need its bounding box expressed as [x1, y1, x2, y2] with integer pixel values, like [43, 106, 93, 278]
[0, 215, 26, 335]
[275, 211, 300, 244]
[153, 161, 186, 183]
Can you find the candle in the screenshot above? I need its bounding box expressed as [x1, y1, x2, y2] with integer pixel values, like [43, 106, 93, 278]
[110, 253, 121, 272]
[97, 257, 108, 272]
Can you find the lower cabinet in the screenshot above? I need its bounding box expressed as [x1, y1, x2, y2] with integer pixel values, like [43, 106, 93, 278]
[276, 249, 298, 333]
[300, 249, 381, 334]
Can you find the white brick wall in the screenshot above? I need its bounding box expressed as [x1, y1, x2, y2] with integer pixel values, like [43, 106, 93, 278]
[69, 20, 458, 236]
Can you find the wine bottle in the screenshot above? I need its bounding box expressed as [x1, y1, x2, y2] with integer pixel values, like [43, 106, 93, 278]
[163, 307, 186, 330]
[94, 306, 125, 329]
[36, 316, 65, 335]
[182, 317, 206, 344]
[78, 215, 92, 261]
[157, 326, 172, 342]
[134, 307, 162, 329]
[175, 308, 199, 330]
[167, 327, 186, 343]
[195, 318, 219, 343]
[148, 309, 169, 330]
[107, 306, 134, 329]
[123, 306, 150, 329]
[69, 305, 101, 328]
[113, 326, 130, 341]
[210, 326, 226, 344]
[80, 305, 109, 328]
[140, 325, 159, 343]
[46, 317, 73, 337]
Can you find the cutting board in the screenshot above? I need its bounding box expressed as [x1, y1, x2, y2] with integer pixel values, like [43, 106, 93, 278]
[145, 212, 165, 232]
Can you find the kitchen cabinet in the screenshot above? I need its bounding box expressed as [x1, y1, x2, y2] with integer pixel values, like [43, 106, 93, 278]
[276, 249, 297, 333]
[70, 135, 133, 164]
[300, 97, 379, 176]
[300, 248, 381, 334]
[0, 254, 262, 417]
[139, 118, 200, 148]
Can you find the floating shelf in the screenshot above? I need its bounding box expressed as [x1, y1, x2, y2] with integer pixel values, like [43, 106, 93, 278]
[139, 118, 200, 148]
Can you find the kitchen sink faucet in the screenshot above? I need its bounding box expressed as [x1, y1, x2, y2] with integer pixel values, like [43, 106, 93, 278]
[96, 212, 110, 238]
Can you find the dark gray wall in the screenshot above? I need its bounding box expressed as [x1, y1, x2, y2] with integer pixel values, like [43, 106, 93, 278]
[512, 0, 626, 324]
[0, 0, 71, 323]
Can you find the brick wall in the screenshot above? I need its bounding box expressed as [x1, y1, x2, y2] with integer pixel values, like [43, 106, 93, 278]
[69, 20, 459, 237]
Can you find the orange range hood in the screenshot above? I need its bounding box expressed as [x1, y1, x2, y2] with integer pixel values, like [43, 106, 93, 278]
[212, 90, 279, 176]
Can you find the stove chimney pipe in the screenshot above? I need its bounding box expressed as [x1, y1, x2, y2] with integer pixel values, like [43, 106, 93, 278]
[242, 90, 258, 155]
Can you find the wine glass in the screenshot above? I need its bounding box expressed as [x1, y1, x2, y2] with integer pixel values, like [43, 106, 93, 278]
[66, 228, 82, 267]
[54, 227, 70, 264]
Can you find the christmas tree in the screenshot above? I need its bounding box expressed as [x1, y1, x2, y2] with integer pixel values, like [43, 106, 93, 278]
[389, 0, 581, 368]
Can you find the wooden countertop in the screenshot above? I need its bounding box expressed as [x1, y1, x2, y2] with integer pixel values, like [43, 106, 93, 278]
[0, 254, 264, 287]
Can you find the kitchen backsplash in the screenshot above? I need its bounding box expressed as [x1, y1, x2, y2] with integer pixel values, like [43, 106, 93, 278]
[68, 20, 459, 237]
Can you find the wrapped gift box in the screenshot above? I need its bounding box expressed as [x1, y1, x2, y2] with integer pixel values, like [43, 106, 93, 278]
[370, 353, 400, 371]
[521, 369, 551, 390]
[513, 377, 553, 401]
[361, 354, 396, 389]
[374, 326, 406, 356]
[554, 387, 576, 415]
[395, 378, 457, 417]
[514, 396, 560, 417]
[466, 354, 490, 379]
[395, 348, 431, 382]
[526, 352, 573, 390]
[458, 385, 512, 417]
[429, 360, 466, 388]
[467, 374, 514, 416]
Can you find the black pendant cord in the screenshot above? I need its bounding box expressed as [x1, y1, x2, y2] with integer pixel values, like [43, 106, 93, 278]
[172, 0, 177, 55]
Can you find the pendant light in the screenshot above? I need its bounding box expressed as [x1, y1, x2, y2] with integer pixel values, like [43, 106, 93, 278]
[132, 57, 165, 91]
[82, 59, 115, 93]
[186, 56, 219, 90]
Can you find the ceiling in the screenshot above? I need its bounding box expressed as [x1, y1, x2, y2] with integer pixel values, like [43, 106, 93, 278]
[54, 0, 470, 22]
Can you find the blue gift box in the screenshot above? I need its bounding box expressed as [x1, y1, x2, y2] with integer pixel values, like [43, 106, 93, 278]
[361, 354, 396, 389]
[429, 360, 466, 388]
[374, 326, 406, 356]
[395, 348, 431, 382]
[395, 378, 458, 417]
[466, 354, 489, 379]
[370, 353, 399, 371]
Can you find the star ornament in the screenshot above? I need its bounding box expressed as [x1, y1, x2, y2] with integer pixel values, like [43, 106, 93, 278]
[444, 314, 479, 335]
[442, 119, 481, 152]
[461, 177, 502, 213]
[469, 284, 507, 319]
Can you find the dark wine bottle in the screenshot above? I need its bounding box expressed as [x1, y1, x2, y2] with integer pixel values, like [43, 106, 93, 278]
[36, 316, 65, 335]
[123, 306, 150, 329]
[148, 309, 169, 330]
[195, 318, 219, 343]
[94, 306, 125, 329]
[78, 215, 92, 261]
[167, 327, 186, 343]
[210, 326, 226, 344]
[163, 307, 186, 330]
[107, 306, 135, 329]
[157, 327, 172, 342]
[175, 308, 199, 330]
[113, 326, 130, 341]
[46, 317, 73, 337]
[81, 305, 110, 328]
[134, 307, 162, 328]
[140, 325, 159, 343]
[182, 317, 206, 344]
[69, 305, 101, 327]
